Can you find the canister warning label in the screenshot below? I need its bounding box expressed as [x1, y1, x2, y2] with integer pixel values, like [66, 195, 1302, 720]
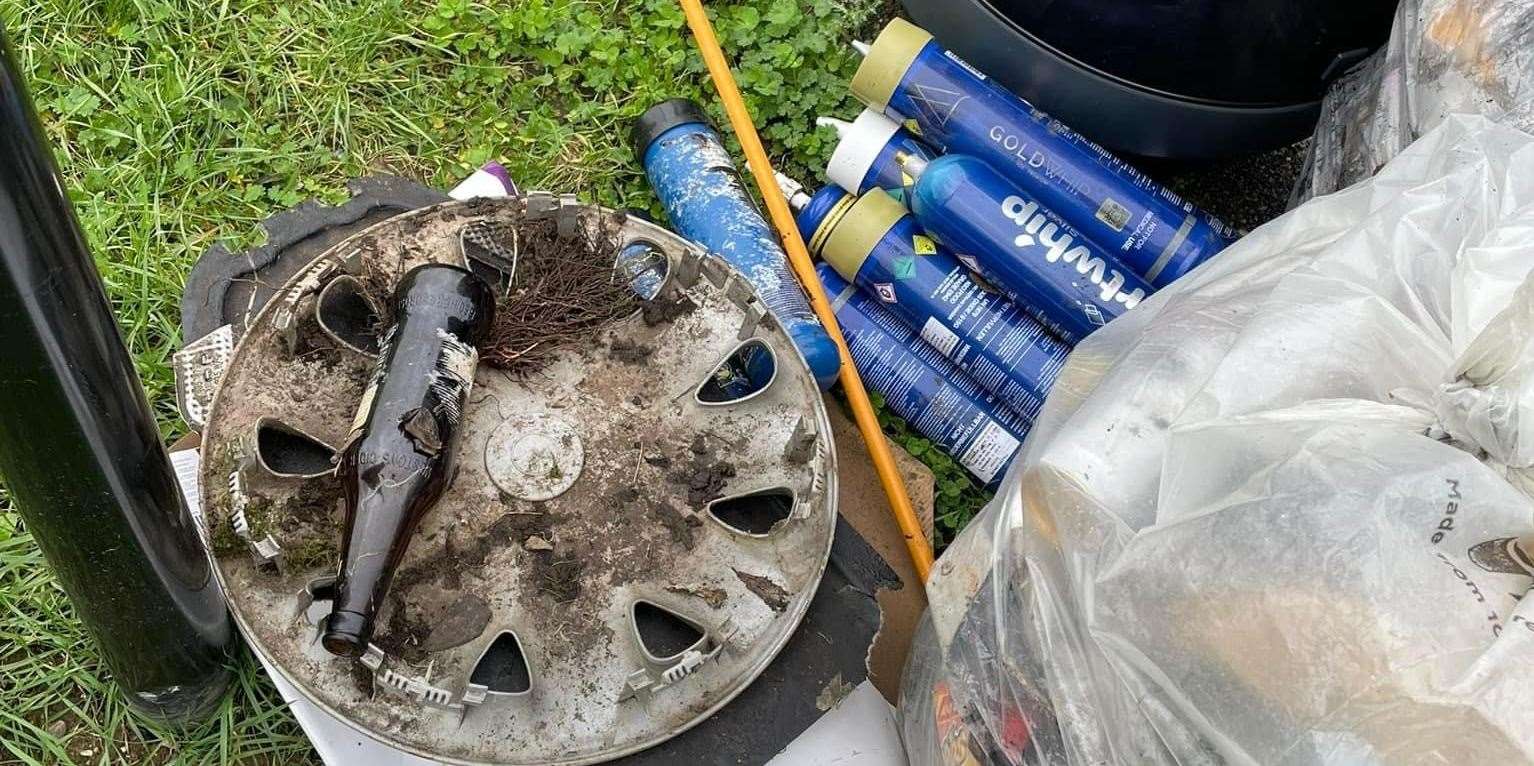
[958, 419, 1021, 483]
[920, 317, 962, 358]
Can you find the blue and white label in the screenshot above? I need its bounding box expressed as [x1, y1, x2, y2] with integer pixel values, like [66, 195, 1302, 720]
[906, 154, 1154, 343]
[817, 264, 1030, 490]
[849, 207, 1071, 419]
[958, 420, 1019, 483]
[885, 37, 1240, 288]
[919, 317, 961, 357]
[1002, 195, 1145, 309]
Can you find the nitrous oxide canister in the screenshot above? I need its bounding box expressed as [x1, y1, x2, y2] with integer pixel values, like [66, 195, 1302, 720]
[819, 108, 936, 204]
[851, 18, 1238, 287]
[815, 263, 1027, 489]
[635, 99, 840, 389]
[782, 175, 1069, 420]
[902, 152, 1152, 343]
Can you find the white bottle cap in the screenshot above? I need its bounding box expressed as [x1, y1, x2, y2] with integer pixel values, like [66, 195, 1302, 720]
[774, 171, 811, 213]
[822, 108, 902, 196]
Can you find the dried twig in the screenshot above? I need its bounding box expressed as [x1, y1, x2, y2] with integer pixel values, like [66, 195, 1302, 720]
[478, 213, 637, 373]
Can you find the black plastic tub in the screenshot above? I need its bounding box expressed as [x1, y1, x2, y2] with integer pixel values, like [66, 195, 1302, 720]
[900, 0, 1398, 159]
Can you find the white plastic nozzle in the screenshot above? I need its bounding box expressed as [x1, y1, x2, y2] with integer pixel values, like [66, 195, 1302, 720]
[825, 108, 904, 195]
[852, 40, 871, 56]
[774, 171, 812, 213]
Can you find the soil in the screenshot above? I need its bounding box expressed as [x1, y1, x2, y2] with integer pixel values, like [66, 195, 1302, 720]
[375, 598, 434, 664]
[420, 594, 494, 653]
[640, 294, 696, 326]
[370, 505, 558, 665]
[270, 478, 344, 570]
[392, 510, 554, 594]
[351, 661, 376, 698]
[531, 554, 583, 603]
[608, 337, 654, 365]
[670, 434, 737, 507]
[652, 498, 703, 550]
[612, 484, 701, 550]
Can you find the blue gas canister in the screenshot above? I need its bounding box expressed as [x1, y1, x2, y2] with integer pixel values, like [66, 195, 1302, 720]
[902, 152, 1152, 343]
[816, 263, 1028, 489]
[634, 99, 841, 389]
[851, 18, 1238, 288]
[782, 176, 1069, 421]
[819, 109, 936, 205]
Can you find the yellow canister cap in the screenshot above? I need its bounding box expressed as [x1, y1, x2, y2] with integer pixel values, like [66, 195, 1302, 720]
[850, 18, 934, 113]
[822, 189, 907, 282]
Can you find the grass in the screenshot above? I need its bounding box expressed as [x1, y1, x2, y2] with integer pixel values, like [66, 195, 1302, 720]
[0, 0, 995, 762]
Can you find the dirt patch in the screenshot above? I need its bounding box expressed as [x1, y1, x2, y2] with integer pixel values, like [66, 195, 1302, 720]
[421, 594, 493, 653]
[652, 499, 703, 550]
[369, 505, 581, 664]
[640, 294, 696, 326]
[270, 478, 343, 570]
[531, 554, 583, 603]
[393, 510, 552, 593]
[670, 434, 737, 507]
[734, 569, 789, 612]
[608, 337, 654, 365]
[478, 213, 637, 373]
[374, 598, 434, 664]
[613, 485, 701, 551]
[202, 317, 370, 570]
[350, 661, 377, 698]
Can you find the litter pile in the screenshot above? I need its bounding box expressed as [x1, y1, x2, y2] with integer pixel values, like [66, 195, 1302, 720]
[9, 2, 1534, 764]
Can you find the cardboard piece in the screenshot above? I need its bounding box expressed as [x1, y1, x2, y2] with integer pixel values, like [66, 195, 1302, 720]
[825, 399, 934, 704]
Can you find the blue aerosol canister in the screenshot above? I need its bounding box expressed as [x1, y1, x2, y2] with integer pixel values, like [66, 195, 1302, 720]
[634, 99, 841, 389]
[780, 175, 1069, 421]
[818, 108, 936, 204]
[815, 262, 1027, 489]
[901, 152, 1152, 344]
[850, 18, 1238, 288]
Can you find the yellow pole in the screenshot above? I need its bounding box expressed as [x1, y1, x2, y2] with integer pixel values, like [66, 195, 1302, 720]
[677, 0, 934, 581]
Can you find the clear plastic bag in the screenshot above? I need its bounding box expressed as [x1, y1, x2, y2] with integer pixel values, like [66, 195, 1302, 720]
[1295, 0, 1534, 202]
[901, 116, 1534, 765]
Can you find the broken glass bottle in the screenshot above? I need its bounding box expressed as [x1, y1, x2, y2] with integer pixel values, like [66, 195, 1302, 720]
[322, 263, 496, 657]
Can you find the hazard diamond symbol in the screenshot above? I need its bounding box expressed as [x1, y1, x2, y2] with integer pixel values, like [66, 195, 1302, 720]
[874, 283, 898, 303]
[908, 83, 967, 128]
